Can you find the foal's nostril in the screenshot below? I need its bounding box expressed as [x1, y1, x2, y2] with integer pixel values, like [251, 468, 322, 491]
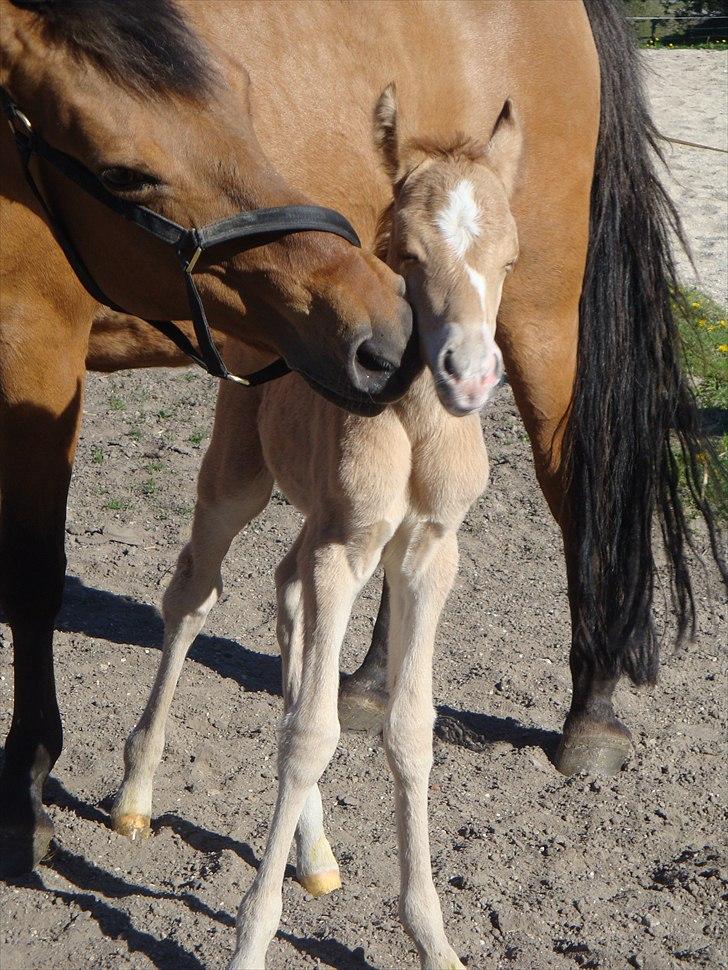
[355, 338, 398, 376]
[442, 348, 459, 380]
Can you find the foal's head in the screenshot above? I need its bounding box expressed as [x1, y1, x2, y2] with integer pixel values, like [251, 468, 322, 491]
[374, 87, 521, 415]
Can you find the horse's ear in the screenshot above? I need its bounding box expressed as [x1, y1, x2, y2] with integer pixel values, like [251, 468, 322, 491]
[373, 83, 400, 184]
[485, 99, 522, 197]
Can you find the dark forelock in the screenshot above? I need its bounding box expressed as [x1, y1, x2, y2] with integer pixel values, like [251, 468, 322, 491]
[11, 0, 215, 98]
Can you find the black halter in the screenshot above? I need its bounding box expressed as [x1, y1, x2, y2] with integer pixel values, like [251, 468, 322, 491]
[0, 89, 362, 386]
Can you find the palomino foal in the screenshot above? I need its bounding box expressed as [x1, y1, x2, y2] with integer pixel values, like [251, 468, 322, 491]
[112, 89, 521, 969]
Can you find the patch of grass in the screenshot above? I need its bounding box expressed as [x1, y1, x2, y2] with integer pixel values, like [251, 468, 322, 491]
[640, 37, 728, 49]
[108, 395, 125, 412]
[157, 408, 174, 420]
[139, 478, 157, 497]
[188, 430, 206, 446]
[674, 287, 728, 507]
[676, 288, 728, 408]
[147, 460, 164, 472]
[91, 446, 104, 465]
[127, 426, 142, 442]
[104, 497, 128, 511]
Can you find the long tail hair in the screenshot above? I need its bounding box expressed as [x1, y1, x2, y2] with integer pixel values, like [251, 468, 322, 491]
[565, 0, 727, 685]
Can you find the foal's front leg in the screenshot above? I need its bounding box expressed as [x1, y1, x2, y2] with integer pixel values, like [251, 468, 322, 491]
[230, 530, 376, 969]
[383, 525, 465, 970]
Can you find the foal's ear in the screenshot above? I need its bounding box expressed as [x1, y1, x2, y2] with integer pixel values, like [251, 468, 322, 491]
[373, 83, 400, 184]
[485, 99, 522, 197]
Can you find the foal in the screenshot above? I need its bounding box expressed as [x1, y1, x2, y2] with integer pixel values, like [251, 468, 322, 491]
[112, 88, 521, 969]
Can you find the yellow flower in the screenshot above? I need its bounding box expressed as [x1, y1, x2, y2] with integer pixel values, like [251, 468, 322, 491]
[718, 344, 728, 353]
[691, 301, 701, 308]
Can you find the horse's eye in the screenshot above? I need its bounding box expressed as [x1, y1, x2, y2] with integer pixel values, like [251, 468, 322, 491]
[100, 166, 157, 193]
[401, 252, 422, 265]
[505, 259, 517, 274]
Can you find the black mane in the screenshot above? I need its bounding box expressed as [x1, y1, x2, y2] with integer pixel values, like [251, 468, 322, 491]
[11, 0, 214, 98]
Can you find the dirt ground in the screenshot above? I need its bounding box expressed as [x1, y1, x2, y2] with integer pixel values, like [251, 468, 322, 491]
[1, 52, 726, 970]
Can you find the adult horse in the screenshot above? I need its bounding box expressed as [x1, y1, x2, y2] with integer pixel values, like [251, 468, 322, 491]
[0, 0, 724, 881]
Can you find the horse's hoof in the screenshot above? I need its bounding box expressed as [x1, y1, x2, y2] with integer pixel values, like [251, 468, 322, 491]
[111, 811, 151, 840]
[338, 680, 387, 733]
[555, 719, 633, 776]
[297, 867, 342, 897]
[0, 814, 55, 877]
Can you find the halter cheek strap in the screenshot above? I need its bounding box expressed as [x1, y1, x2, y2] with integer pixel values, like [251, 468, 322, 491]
[0, 88, 362, 387]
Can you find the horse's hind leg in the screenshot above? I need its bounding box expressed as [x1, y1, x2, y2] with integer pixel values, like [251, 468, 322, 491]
[112, 386, 273, 837]
[0, 312, 88, 875]
[499, 306, 631, 776]
[338, 578, 389, 732]
[275, 540, 340, 897]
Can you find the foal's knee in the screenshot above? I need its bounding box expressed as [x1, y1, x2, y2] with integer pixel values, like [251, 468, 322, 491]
[279, 711, 340, 790]
[383, 706, 435, 785]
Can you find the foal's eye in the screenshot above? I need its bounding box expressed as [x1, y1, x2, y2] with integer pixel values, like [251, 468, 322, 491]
[505, 259, 517, 274]
[401, 252, 422, 266]
[100, 166, 158, 194]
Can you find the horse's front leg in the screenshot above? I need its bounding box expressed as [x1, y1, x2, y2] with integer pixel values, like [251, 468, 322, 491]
[230, 528, 375, 969]
[0, 312, 89, 875]
[382, 525, 464, 970]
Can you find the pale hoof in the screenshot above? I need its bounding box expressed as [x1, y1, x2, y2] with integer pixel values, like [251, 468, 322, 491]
[297, 867, 342, 897]
[556, 720, 633, 776]
[111, 811, 151, 840]
[338, 681, 387, 733]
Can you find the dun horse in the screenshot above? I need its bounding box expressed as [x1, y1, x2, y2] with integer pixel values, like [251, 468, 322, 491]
[1, 0, 724, 878]
[112, 88, 520, 969]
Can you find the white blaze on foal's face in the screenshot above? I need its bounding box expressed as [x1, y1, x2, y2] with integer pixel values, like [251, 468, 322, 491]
[435, 179, 482, 260]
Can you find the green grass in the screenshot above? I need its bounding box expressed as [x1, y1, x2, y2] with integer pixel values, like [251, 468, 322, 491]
[104, 497, 128, 512]
[188, 430, 206, 446]
[640, 37, 728, 49]
[91, 446, 104, 465]
[108, 395, 125, 412]
[675, 287, 728, 506]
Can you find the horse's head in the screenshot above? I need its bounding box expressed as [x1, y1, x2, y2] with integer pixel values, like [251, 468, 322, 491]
[0, 0, 415, 412]
[374, 85, 522, 416]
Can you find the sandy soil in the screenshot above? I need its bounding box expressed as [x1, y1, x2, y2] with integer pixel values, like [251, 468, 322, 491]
[1, 52, 726, 970]
[645, 50, 728, 305]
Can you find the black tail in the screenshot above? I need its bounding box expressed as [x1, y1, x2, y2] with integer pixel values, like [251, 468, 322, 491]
[565, 0, 727, 686]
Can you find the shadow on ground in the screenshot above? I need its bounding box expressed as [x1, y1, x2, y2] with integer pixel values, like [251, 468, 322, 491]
[57, 575, 281, 696]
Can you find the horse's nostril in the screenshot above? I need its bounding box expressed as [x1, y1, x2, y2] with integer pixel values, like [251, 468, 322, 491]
[355, 338, 397, 375]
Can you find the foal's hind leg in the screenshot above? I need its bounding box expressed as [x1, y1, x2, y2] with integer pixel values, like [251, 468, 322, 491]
[112, 388, 273, 836]
[275, 541, 340, 897]
[382, 525, 464, 970]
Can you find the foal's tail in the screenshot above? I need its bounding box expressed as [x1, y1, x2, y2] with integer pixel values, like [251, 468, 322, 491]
[565, 0, 727, 685]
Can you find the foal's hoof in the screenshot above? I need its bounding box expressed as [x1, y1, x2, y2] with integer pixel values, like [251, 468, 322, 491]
[338, 679, 387, 733]
[555, 718, 633, 776]
[111, 812, 151, 840]
[297, 867, 342, 898]
[0, 813, 55, 877]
